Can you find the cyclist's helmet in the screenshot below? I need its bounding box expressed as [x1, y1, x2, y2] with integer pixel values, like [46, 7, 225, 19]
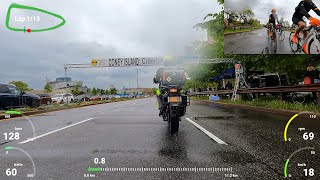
[305, 0, 312, 4]
[271, 8, 276, 13]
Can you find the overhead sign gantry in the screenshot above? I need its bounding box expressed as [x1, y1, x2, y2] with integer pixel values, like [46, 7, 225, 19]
[64, 56, 237, 69]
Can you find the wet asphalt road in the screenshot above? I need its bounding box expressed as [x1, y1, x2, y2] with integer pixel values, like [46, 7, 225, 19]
[224, 28, 303, 55]
[0, 98, 319, 179]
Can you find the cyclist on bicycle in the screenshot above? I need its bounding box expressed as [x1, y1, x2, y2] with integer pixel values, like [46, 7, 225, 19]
[268, 8, 279, 37]
[292, 0, 320, 47]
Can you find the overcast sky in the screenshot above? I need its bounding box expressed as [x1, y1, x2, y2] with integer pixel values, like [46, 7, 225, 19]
[0, 0, 219, 90]
[225, 0, 320, 24]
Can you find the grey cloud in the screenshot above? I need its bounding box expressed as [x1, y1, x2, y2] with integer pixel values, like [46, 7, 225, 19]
[0, 0, 218, 89]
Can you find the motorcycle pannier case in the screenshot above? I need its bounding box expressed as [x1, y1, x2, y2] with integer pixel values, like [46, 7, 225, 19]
[162, 70, 186, 86]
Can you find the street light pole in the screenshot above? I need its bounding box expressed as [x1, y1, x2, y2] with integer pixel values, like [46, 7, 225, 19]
[64, 67, 69, 104]
[136, 68, 140, 97]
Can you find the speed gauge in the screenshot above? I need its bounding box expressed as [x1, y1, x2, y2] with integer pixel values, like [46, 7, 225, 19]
[0, 146, 36, 178]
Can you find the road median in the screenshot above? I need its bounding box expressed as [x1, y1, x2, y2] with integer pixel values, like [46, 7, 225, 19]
[0, 98, 136, 120]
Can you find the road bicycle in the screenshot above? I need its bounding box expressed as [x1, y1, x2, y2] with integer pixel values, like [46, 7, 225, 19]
[289, 24, 320, 54]
[277, 24, 285, 41]
[267, 23, 277, 53]
[289, 92, 306, 104]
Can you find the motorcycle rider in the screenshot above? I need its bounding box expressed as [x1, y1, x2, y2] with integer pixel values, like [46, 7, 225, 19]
[153, 67, 165, 117]
[153, 67, 186, 118]
[291, 0, 320, 52]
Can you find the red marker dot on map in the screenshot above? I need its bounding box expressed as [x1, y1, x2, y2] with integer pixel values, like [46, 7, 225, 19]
[27, 29, 31, 33]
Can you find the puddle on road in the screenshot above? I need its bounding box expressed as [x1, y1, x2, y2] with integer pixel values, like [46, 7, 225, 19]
[214, 149, 257, 163]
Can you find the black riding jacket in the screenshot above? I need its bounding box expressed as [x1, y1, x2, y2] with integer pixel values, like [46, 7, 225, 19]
[269, 14, 279, 24]
[293, 1, 320, 19]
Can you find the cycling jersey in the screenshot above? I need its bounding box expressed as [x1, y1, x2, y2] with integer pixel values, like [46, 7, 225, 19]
[293, 1, 320, 19]
[268, 14, 279, 25]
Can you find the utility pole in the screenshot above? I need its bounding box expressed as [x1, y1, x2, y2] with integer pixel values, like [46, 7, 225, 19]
[136, 69, 139, 88]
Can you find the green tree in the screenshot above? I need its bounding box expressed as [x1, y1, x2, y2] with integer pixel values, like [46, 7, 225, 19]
[194, 6, 224, 58]
[92, 88, 97, 95]
[110, 88, 117, 95]
[242, 9, 254, 23]
[73, 85, 81, 95]
[105, 89, 110, 95]
[10, 81, 32, 91]
[100, 89, 105, 95]
[284, 21, 290, 28]
[44, 83, 53, 93]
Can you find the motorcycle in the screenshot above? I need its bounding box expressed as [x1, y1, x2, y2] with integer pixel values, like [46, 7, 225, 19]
[154, 67, 190, 134]
[161, 85, 190, 134]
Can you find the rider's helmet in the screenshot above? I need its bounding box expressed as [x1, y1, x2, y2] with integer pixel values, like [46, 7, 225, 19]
[271, 8, 276, 13]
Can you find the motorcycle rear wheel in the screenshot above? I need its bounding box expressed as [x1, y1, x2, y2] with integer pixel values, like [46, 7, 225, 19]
[168, 112, 179, 134]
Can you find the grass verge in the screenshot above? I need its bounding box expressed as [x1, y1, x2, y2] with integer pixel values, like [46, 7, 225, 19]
[224, 27, 262, 35]
[191, 96, 320, 113]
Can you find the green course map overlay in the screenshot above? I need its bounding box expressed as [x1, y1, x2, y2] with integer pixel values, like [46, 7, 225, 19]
[6, 3, 66, 32]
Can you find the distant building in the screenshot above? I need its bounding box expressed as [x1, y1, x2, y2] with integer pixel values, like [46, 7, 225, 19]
[109, 85, 116, 90]
[207, 31, 213, 44]
[48, 77, 89, 94]
[202, 31, 213, 47]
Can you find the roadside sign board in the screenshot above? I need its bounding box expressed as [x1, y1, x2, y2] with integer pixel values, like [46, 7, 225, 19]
[91, 59, 97, 67]
[91, 56, 200, 67]
[92, 57, 164, 67]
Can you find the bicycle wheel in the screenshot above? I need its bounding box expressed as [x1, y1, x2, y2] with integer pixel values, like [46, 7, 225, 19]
[289, 32, 299, 52]
[273, 30, 277, 53]
[279, 30, 285, 41]
[292, 93, 305, 104]
[308, 37, 320, 54]
[261, 47, 269, 55]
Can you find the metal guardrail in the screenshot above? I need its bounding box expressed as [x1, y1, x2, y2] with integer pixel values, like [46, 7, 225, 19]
[192, 84, 320, 95]
[191, 84, 320, 105]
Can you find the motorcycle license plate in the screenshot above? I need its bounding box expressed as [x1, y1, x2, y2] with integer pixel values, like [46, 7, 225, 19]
[169, 97, 181, 103]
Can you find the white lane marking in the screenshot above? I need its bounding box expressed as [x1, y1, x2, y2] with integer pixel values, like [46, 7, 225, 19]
[186, 118, 228, 145]
[258, 33, 263, 36]
[97, 113, 156, 115]
[19, 118, 94, 144]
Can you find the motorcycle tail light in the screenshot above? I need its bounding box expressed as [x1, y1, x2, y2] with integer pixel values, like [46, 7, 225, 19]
[169, 97, 181, 103]
[170, 88, 178, 93]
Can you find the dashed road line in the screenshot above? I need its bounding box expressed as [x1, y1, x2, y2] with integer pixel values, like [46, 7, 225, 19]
[186, 118, 228, 145]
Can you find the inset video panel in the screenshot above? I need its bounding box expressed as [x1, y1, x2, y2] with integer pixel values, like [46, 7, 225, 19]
[224, 0, 320, 54]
